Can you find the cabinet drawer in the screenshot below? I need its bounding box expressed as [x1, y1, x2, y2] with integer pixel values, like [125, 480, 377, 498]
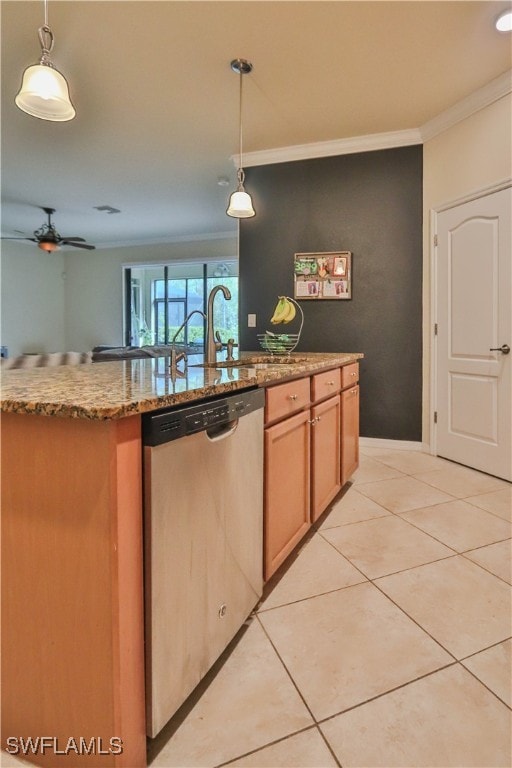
[265, 377, 311, 424]
[341, 362, 359, 389]
[311, 367, 341, 403]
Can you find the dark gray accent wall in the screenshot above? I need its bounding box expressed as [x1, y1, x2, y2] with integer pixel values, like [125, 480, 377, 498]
[239, 145, 423, 441]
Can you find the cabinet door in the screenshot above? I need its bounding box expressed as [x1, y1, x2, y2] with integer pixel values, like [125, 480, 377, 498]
[311, 395, 341, 522]
[341, 385, 360, 485]
[264, 409, 311, 580]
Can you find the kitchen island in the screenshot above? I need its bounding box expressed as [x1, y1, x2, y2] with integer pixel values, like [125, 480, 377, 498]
[1, 352, 362, 767]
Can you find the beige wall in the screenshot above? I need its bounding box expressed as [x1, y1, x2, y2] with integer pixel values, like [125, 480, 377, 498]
[0, 242, 66, 358]
[422, 93, 512, 445]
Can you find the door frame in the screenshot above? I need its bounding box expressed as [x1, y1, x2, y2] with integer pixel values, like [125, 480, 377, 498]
[429, 177, 512, 457]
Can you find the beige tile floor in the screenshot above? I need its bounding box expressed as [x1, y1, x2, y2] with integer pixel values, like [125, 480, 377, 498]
[146, 448, 511, 768]
[2, 449, 510, 768]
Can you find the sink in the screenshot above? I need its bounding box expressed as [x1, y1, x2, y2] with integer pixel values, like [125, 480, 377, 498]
[193, 355, 311, 368]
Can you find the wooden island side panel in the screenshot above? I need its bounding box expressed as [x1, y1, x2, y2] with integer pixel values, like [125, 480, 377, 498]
[1, 413, 146, 768]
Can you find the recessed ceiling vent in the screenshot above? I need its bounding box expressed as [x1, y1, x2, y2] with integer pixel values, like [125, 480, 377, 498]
[94, 205, 121, 214]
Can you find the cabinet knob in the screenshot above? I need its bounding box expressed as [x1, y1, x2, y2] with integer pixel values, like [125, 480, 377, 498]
[327, 380, 335, 386]
[351, 372, 357, 377]
[352, 388, 358, 395]
[307, 418, 316, 425]
[289, 394, 298, 401]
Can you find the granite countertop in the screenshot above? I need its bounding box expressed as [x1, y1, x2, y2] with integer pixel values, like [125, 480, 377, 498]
[0, 352, 363, 420]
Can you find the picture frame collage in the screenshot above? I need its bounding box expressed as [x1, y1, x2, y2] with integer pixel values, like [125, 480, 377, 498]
[293, 251, 352, 300]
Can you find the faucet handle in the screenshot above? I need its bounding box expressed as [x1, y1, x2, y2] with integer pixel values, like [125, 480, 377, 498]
[214, 330, 224, 352]
[226, 338, 236, 361]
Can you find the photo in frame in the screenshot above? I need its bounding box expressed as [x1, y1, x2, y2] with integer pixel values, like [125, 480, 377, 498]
[294, 251, 352, 300]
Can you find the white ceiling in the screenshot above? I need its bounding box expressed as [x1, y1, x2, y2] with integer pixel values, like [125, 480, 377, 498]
[1, 0, 511, 249]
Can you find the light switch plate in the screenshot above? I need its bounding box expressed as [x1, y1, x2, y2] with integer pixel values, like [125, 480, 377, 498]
[248, 314, 256, 327]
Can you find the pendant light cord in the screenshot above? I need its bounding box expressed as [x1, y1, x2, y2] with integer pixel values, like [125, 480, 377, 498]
[38, 0, 54, 60]
[238, 69, 244, 173]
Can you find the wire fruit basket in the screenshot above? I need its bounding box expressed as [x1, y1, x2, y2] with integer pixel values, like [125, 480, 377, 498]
[257, 296, 304, 354]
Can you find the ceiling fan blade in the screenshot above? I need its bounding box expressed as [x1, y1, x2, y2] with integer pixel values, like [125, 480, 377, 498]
[59, 236, 86, 242]
[1, 236, 37, 242]
[62, 240, 96, 250]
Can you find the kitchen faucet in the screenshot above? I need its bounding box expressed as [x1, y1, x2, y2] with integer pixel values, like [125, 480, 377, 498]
[206, 285, 232, 364]
[170, 309, 206, 372]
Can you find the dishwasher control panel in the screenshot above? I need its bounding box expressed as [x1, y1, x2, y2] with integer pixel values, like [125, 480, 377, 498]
[142, 387, 264, 446]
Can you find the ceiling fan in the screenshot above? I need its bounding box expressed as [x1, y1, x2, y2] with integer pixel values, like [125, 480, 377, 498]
[1, 207, 96, 251]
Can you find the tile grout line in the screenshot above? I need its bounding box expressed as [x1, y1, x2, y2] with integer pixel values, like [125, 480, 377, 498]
[321, 481, 510, 562]
[459, 659, 512, 712]
[320, 545, 462, 662]
[251, 619, 345, 766]
[459, 635, 512, 662]
[254, 613, 319, 724]
[315, 661, 460, 727]
[256, 577, 368, 615]
[317, 526, 460, 581]
[213, 724, 336, 768]
[459, 551, 512, 587]
[361, 450, 511, 486]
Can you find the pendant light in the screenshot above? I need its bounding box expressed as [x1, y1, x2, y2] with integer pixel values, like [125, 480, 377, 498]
[15, 0, 75, 122]
[226, 58, 255, 219]
[495, 9, 512, 32]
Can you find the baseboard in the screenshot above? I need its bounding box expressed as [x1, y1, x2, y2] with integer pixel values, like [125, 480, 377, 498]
[360, 437, 429, 452]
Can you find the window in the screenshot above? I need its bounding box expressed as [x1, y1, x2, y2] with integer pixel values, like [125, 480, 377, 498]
[124, 263, 238, 352]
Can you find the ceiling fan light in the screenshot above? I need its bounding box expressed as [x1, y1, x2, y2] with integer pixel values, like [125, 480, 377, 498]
[15, 63, 75, 121]
[38, 240, 60, 252]
[226, 189, 255, 218]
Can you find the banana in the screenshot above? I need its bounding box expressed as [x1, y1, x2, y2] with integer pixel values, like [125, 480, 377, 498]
[282, 301, 296, 324]
[270, 296, 297, 324]
[270, 296, 289, 324]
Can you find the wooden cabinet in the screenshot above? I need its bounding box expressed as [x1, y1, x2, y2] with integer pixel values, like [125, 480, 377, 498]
[1, 413, 146, 767]
[265, 376, 311, 423]
[341, 362, 359, 389]
[311, 367, 341, 402]
[341, 362, 360, 486]
[311, 394, 341, 522]
[341, 384, 360, 485]
[264, 361, 360, 580]
[264, 409, 311, 579]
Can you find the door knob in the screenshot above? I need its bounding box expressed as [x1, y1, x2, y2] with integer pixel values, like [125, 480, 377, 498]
[489, 344, 510, 354]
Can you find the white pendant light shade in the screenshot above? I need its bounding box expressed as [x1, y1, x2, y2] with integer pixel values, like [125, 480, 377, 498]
[15, 11, 76, 122]
[226, 188, 255, 218]
[15, 63, 75, 121]
[495, 10, 512, 32]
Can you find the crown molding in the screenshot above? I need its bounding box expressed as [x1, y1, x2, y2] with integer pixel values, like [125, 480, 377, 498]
[93, 230, 237, 250]
[420, 69, 512, 142]
[238, 129, 423, 168]
[235, 69, 512, 168]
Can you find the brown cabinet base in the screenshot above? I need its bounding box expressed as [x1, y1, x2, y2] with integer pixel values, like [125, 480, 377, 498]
[341, 384, 360, 486]
[1, 414, 146, 767]
[264, 363, 359, 581]
[264, 409, 311, 580]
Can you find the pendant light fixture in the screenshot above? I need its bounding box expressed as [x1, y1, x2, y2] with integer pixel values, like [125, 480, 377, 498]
[15, 0, 75, 121]
[226, 58, 255, 219]
[495, 9, 512, 32]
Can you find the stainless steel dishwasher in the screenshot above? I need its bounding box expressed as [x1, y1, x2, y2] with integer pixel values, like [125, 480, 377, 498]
[142, 387, 264, 737]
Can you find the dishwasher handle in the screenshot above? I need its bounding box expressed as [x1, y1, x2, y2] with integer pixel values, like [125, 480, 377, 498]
[206, 419, 239, 442]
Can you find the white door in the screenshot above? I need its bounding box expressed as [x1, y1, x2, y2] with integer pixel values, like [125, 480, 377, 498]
[434, 186, 511, 481]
